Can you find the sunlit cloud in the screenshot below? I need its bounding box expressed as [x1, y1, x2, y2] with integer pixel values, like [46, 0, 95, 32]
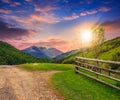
[63, 13, 79, 20]
[31, 13, 61, 24]
[80, 10, 97, 16]
[101, 19, 120, 32]
[10, 16, 33, 24]
[4, 38, 69, 52]
[99, 7, 111, 12]
[35, 6, 58, 13]
[80, 7, 111, 16]
[101, 19, 120, 39]
[0, 8, 11, 14]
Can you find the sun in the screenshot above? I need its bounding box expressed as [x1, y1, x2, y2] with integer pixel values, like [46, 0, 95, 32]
[80, 29, 92, 43]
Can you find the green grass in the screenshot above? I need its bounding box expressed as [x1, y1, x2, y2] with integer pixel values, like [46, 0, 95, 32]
[21, 63, 120, 100]
[21, 63, 74, 71]
[52, 70, 120, 100]
[79, 68, 117, 86]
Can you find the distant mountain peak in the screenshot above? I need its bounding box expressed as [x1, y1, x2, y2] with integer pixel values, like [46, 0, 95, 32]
[22, 46, 63, 59]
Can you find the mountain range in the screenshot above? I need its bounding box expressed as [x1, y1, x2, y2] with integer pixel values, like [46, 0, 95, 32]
[22, 46, 63, 59]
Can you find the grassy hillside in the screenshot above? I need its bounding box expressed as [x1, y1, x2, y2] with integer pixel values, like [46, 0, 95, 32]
[21, 63, 120, 100]
[53, 49, 79, 61]
[59, 37, 120, 65]
[0, 41, 51, 65]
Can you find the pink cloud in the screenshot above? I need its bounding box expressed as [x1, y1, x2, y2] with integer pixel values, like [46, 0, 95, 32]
[101, 19, 120, 32]
[99, 7, 111, 12]
[31, 13, 61, 24]
[101, 19, 120, 40]
[35, 6, 57, 13]
[11, 16, 33, 24]
[10, 2, 21, 7]
[1, 0, 11, 3]
[7, 38, 69, 52]
[80, 10, 97, 16]
[0, 8, 11, 14]
[80, 7, 111, 16]
[63, 13, 79, 20]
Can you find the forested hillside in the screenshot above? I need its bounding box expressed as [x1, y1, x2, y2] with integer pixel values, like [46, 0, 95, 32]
[53, 49, 79, 61]
[57, 37, 120, 64]
[0, 41, 51, 65]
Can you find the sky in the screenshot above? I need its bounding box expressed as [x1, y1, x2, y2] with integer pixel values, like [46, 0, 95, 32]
[0, 0, 120, 52]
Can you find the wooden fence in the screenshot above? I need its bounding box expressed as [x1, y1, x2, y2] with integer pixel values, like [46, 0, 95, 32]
[75, 57, 120, 90]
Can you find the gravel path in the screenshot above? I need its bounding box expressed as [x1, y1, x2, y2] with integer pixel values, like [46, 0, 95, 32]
[0, 66, 63, 100]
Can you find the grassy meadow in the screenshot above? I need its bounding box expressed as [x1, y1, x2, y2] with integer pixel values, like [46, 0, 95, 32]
[21, 63, 120, 100]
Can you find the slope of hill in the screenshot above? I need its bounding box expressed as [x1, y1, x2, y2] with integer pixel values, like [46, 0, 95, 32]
[22, 46, 63, 59]
[58, 37, 120, 65]
[0, 41, 51, 65]
[53, 49, 79, 61]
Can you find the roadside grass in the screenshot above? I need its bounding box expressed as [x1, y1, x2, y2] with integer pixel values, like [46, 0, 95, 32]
[21, 63, 74, 71]
[52, 70, 120, 100]
[79, 68, 117, 86]
[20, 63, 120, 100]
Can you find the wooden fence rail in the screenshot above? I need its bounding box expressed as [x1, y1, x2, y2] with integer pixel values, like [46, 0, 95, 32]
[75, 57, 120, 90]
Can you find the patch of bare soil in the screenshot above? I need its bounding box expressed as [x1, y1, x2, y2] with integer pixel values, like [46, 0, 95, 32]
[0, 66, 64, 100]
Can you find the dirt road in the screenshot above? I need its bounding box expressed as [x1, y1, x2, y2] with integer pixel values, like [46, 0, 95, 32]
[0, 66, 63, 100]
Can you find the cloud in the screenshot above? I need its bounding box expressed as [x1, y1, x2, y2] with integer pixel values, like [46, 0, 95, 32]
[0, 8, 11, 14]
[35, 6, 57, 13]
[63, 13, 79, 20]
[33, 5, 61, 24]
[5, 38, 69, 52]
[101, 19, 120, 39]
[63, 0, 69, 3]
[101, 19, 120, 31]
[86, 0, 93, 4]
[34, 38, 69, 52]
[31, 13, 61, 24]
[39, 38, 67, 46]
[80, 10, 97, 16]
[2, 0, 20, 7]
[1, 0, 11, 3]
[99, 7, 111, 12]
[25, 0, 32, 2]
[10, 16, 33, 24]
[26, 0, 59, 8]
[0, 21, 37, 40]
[10, 2, 21, 7]
[80, 7, 111, 16]
[0, 15, 36, 28]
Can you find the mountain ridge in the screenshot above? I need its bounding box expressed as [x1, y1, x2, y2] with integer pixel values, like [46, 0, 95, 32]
[53, 49, 80, 61]
[22, 46, 63, 59]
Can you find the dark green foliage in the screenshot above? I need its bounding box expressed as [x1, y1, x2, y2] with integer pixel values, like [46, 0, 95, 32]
[0, 41, 52, 65]
[110, 52, 120, 70]
[116, 82, 120, 87]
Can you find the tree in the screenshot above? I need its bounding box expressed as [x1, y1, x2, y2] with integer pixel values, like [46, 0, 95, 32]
[91, 26, 105, 58]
